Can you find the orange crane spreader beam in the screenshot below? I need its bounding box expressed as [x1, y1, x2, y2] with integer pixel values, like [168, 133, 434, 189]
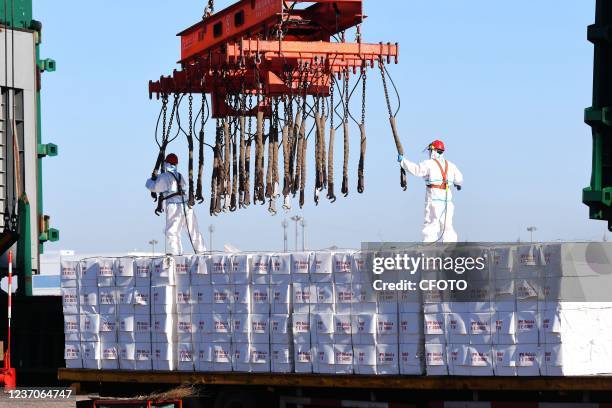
[149, 0, 399, 117]
[178, 0, 365, 64]
[149, 40, 398, 101]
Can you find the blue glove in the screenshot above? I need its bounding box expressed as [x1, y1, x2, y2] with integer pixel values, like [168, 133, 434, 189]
[397, 154, 404, 163]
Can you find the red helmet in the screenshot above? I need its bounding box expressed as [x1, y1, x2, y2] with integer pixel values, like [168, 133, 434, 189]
[165, 153, 179, 165]
[429, 140, 445, 152]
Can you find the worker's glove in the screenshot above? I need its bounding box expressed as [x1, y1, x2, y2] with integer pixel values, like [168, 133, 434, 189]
[151, 173, 158, 181]
[397, 154, 404, 163]
[456, 185, 462, 191]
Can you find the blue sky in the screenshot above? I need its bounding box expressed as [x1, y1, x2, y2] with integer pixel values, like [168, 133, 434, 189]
[36, 0, 604, 253]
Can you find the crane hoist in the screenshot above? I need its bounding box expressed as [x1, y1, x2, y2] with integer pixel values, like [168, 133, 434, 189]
[148, 0, 404, 216]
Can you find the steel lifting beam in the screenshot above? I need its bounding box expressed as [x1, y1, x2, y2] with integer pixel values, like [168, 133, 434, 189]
[149, 40, 398, 113]
[179, 0, 363, 64]
[223, 39, 398, 68]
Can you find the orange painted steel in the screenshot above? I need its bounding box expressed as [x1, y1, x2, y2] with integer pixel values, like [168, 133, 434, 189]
[149, 0, 399, 118]
[179, 0, 363, 63]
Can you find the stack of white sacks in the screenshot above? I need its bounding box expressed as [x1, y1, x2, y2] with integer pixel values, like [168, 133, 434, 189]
[422, 243, 612, 376]
[63, 244, 612, 376]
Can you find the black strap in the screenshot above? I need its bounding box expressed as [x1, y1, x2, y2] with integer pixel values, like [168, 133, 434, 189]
[159, 173, 185, 204]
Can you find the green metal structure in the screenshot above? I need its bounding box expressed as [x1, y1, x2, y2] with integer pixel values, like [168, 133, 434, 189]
[585, 0, 612, 231]
[1, 0, 57, 296]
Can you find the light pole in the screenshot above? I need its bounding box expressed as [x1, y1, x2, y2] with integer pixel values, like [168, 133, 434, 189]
[148, 239, 158, 255]
[300, 219, 307, 251]
[527, 226, 537, 243]
[208, 225, 215, 252]
[282, 219, 289, 252]
[290, 216, 303, 251]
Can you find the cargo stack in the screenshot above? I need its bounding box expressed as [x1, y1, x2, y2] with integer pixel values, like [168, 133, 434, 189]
[292, 252, 314, 373]
[399, 262, 424, 375]
[175, 255, 195, 371]
[118, 258, 151, 370]
[423, 250, 448, 375]
[203, 255, 233, 372]
[97, 259, 119, 370]
[269, 254, 292, 373]
[150, 258, 177, 370]
[61, 259, 81, 369]
[62, 244, 612, 376]
[538, 244, 612, 376]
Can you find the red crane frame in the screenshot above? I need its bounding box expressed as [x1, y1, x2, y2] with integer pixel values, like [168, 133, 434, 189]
[149, 0, 399, 118]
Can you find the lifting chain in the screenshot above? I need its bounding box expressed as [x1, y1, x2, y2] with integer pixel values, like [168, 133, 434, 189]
[187, 94, 196, 207]
[357, 69, 367, 194]
[244, 95, 253, 207]
[155, 94, 179, 216]
[255, 83, 266, 205]
[150, 95, 169, 201]
[239, 91, 247, 209]
[341, 69, 350, 197]
[380, 60, 407, 191]
[327, 79, 337, 202]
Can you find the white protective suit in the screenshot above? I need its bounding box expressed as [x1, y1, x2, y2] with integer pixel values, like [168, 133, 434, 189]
[145, 165, 207, 255]
[400, 151, 463, 242]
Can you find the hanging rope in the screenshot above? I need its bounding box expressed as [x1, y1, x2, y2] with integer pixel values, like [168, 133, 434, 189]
[299, 111, 308, 209]
[216, 119, 226, 214]
[380, 59, 407, 191]
[270, 98, 281, 214]
[291, 102, 302, 196]
[314, 102, 323, 205]
[282, 97, 292, 209]
[320, 97, 328, 190]
[195, 93, 206, 204]
[210, 119, 221, 215]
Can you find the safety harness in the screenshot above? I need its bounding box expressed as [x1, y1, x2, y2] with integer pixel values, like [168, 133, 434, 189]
[155, 172, 185, 215]
[427, 159, 449, 190]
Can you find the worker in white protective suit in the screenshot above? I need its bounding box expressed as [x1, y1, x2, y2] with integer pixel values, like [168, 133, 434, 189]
[398, 140, 463, 243]
[145, 153, 207, 255]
